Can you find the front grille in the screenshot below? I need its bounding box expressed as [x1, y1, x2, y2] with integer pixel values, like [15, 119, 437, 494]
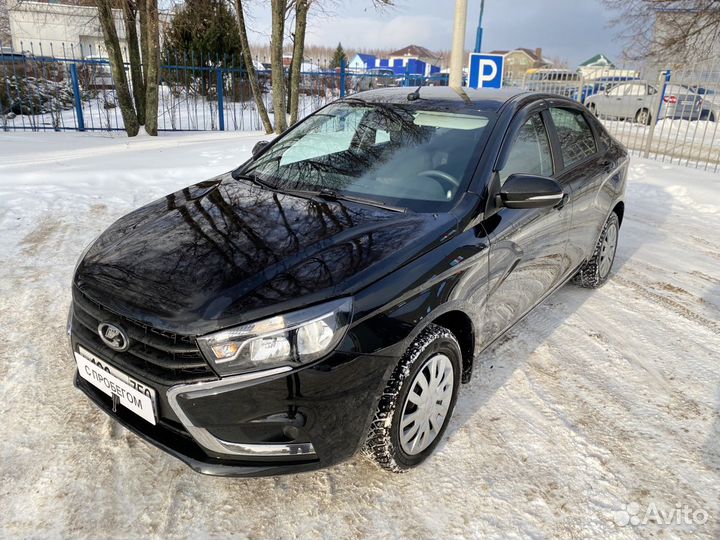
[71, 287, 216, 385]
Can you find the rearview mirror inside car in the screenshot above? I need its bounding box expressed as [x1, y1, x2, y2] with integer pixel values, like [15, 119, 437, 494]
[498, 174, 565, 210]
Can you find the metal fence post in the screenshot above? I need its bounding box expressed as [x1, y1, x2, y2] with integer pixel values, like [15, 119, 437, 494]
[576, 75, 585, 103]
[643, 69, 671, 158]
[656, 69, 671, 120]
[69, 63, 85, 132]
[216, 68, 225, 131]
[340, 59, 346, 97]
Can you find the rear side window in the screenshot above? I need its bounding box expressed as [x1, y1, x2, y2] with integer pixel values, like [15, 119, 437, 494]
[587, 114, 612, 151]
[549, 108, 597, 168]
[625, 83, 647, 96]
[499, 113, 553, 184]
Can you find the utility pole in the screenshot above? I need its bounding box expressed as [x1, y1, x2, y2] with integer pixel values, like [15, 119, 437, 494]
[449, 0, 468, 87]
[474, 0, 485, 53]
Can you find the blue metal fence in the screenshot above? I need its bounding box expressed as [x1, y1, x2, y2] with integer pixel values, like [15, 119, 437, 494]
[1, 43, 447, 133]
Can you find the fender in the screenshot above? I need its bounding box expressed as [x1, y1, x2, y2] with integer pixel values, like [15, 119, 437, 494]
[342, 225, 490, 364]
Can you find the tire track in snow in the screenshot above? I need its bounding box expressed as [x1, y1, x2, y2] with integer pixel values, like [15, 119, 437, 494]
[612, 274, 720, 334]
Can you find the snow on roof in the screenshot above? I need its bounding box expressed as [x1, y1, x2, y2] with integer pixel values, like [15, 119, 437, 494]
[354, 53, 376, 64]
[389, 44, 439, 60]
[579, 53, 615, 67]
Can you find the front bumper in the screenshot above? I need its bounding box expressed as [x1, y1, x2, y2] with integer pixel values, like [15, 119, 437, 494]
[71, 333, 394, 476]
[75, 372, 323, 476]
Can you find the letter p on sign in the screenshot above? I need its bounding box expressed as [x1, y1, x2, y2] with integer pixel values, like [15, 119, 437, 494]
[468, 53, 504, 89]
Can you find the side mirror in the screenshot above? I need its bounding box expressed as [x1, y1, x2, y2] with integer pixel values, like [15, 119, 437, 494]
[497, 174, 565, 210]
[252, 140, 269, 157]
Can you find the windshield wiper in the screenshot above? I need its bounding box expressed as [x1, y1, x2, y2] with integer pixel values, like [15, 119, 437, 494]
[314, 188, 406, 213]
[232, 173, 406, 213]
[231, 170, 277, 191]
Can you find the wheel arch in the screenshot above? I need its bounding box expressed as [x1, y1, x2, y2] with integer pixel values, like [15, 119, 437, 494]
[612, 200, 625, 227]
[431, 310, 475, 383]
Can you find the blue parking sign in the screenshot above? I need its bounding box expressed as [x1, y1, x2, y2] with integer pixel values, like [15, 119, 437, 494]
[468, 53, 504, 89]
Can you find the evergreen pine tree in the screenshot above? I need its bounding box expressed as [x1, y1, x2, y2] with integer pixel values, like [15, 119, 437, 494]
[330, 42, 348, 69]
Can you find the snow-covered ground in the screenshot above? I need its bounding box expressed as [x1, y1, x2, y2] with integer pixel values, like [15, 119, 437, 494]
[0, 131, 719, 539]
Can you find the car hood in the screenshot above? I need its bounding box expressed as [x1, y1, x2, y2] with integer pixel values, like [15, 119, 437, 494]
[74, 174, 458, 335]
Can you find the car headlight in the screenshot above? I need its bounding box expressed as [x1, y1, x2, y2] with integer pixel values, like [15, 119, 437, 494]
[197, 298, 353, 376]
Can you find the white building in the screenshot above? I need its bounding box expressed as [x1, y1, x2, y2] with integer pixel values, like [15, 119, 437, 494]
[347, 53, 376, 72]
[7, 1, 171, 60]
[8, 1, 127, 59]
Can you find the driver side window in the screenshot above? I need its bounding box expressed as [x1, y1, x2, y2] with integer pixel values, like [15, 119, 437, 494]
[499, 113, 553, 184]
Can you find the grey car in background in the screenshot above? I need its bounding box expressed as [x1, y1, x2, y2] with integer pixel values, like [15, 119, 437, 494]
[585, 81, 705, 124]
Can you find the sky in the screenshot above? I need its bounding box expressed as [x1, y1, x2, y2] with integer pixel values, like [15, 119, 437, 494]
[245, 0, 626, 67]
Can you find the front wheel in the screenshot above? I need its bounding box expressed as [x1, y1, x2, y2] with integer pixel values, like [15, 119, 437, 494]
[573, 212, 620, 288]
[365, 324, 461, 472]
[635, 108, 652, 125]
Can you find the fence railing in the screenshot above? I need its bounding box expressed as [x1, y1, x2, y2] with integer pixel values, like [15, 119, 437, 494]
[1, 42, 444, 134]
[505, 63, 720, 172]
[2, 42, 719, 171]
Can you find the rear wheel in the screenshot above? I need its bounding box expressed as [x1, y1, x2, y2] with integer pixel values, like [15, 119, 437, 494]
[365, 324, 461, 472]
[635, 108, 652, 125]
[573, 213, 620, 288]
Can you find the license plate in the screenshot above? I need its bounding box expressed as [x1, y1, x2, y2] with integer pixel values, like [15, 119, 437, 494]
[75, 346, 157, 425]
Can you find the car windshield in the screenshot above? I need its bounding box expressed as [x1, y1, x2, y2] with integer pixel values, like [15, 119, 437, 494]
[242, 99, 494, 212]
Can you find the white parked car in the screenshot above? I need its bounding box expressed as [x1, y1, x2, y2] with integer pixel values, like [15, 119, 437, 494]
[585, 81, 706, 124]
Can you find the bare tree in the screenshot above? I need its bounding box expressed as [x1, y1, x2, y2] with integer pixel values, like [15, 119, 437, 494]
[122, 0, 145, 125]
[95, 0, 160, 136]
[96, 0, 140, 136]
[270, 0, 287, 133]
[144, 0, 160, 134]
[138, 0, 149, 89]
[0, 0, 10, 45]
[234, 0, 273, 134]
[288, 0, 308, 125]
[284, 0, 394, 127]
[604, 0, 720, 63]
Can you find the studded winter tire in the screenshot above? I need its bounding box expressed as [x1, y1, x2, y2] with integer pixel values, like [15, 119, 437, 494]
[573, 212, 620, 288]
[365, 324, 462, 472]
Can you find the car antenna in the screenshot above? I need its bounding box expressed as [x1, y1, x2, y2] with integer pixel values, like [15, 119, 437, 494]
[407, 85, 423, 101]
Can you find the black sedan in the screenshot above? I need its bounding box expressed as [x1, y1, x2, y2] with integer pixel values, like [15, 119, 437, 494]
[69, 86, 628, 476]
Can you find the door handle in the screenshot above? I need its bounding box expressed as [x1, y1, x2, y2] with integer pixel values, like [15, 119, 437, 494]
[554, 192, 569, 210]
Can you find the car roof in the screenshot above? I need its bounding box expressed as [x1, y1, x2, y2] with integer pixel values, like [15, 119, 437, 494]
[348, 86, 530, 112]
